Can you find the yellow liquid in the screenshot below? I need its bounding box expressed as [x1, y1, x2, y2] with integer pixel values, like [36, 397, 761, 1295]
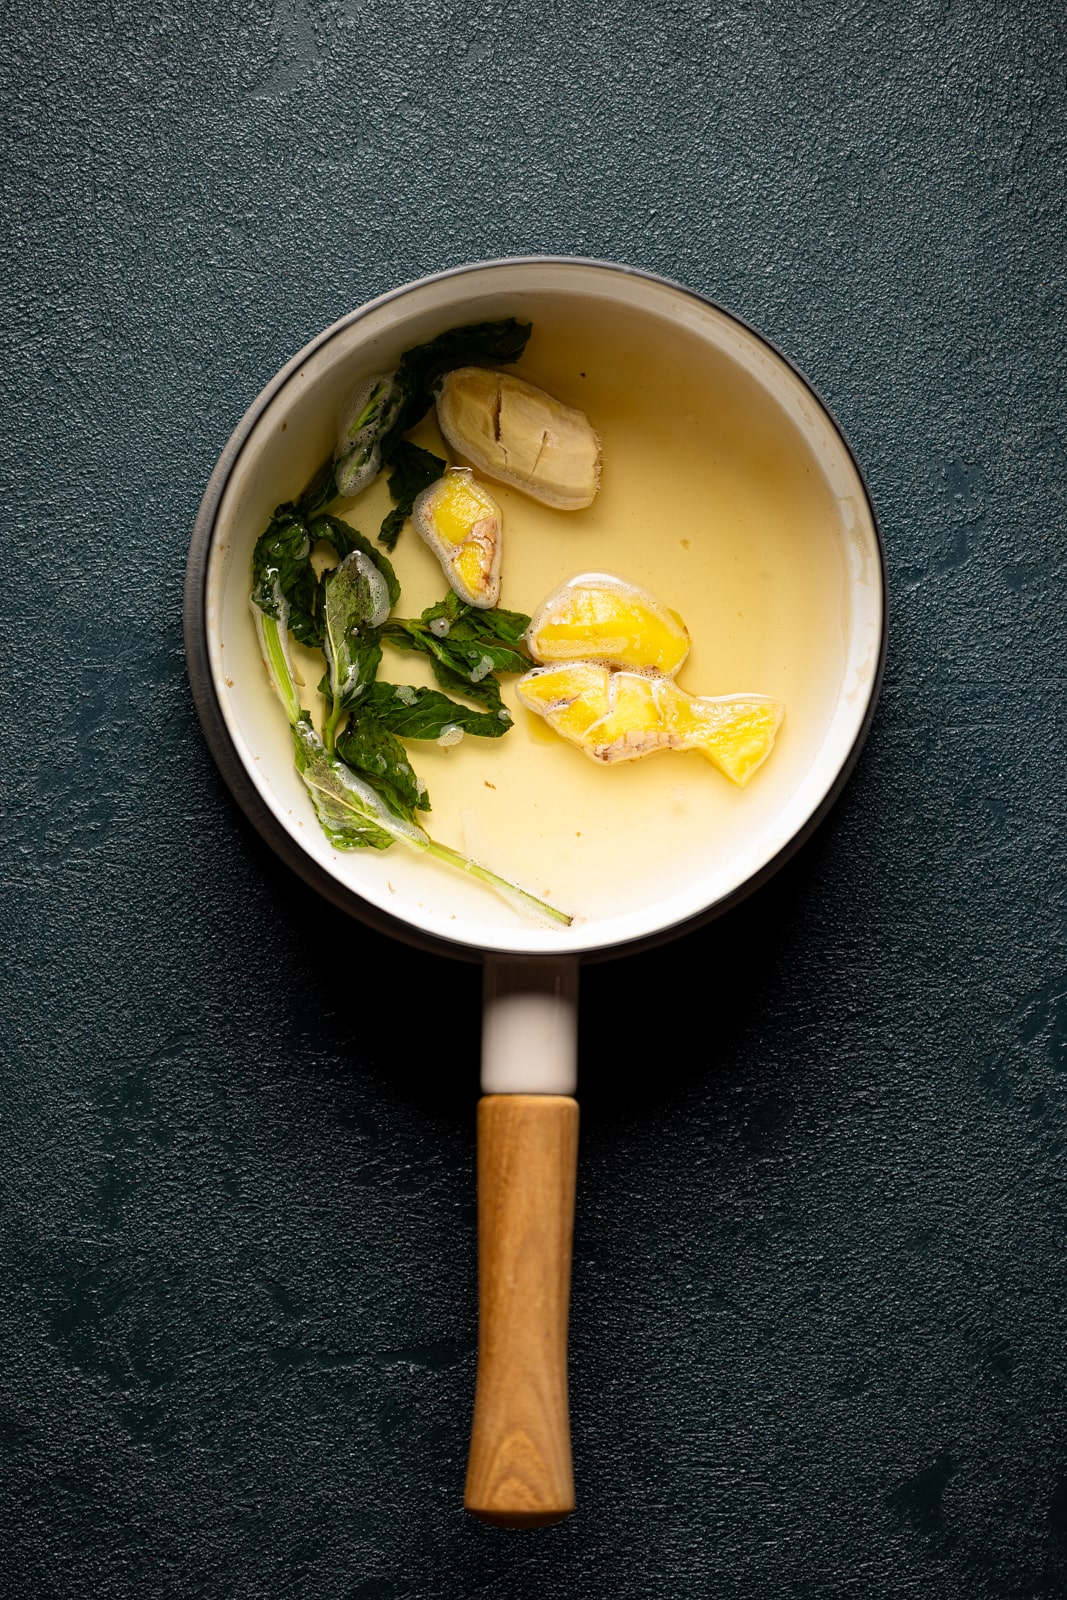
[316, 297, 847, 924]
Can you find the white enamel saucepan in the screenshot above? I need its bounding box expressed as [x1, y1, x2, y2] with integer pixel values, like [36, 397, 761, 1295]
[184, 257, 886, 1528]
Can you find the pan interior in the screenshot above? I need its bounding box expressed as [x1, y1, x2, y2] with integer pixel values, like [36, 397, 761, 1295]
[205, 262, 882, 956]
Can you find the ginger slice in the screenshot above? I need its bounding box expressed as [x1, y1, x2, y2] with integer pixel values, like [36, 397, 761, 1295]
[526, 573, 690, 675]
[436, 368, 600, 510]
[412, 467, 502, 609]
[517, 663, 784, 785]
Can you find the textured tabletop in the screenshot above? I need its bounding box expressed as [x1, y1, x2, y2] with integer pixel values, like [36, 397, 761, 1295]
[3, 3, 1065, 1596]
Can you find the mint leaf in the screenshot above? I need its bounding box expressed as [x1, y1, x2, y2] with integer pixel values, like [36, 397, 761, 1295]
[337, 713, 428, 819]
[293, 718, 399, 851]
[310, 513, 400, 606]
[379, 441, 446, 551]
[380, 596, 532, 710]
[251, 505, 318, 648]
[367, 683, 513, 740]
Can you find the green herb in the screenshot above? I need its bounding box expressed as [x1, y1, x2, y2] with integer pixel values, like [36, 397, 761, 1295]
[293, 718, 399, 851]
[251, 587, 303, 727]
[333, 374, 404, 498]
[251, 505, 319, 648]
[379, 441, 447, 551]
[422, 591, 532, 658]
[250, 504, 400, 662]
[297, 716, 567, 924]
[297, 456, 342, 519]
[366, 682, 512, 740]
[380, 627, 502, 710]
[247, 316, 571, 925]
[382, 594, 532, 711]
[336, 713, 428, 821]
[250, 560, 569, 924]
[309, 513, 400, 605]
[319, 551, 389, 751]
[256, 610, 419, 850]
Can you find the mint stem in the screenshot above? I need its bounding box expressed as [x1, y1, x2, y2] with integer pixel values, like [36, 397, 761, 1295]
[257, 609, 302, 726]
[323, 699, 346, 755]
[416, 837, 572, 927]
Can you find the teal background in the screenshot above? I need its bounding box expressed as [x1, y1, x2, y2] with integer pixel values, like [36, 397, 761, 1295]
[3, 3, 1065, 1596]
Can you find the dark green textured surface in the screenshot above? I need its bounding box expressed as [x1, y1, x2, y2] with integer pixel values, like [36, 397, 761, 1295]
[3, 2, 1066, 1595]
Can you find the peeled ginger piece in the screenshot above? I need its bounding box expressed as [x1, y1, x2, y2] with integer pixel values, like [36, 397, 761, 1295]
[517, 663, 784, 785]
[527, 573, 690, 675]
[412, 467, 502, 608]
[436, 368, 601, 510]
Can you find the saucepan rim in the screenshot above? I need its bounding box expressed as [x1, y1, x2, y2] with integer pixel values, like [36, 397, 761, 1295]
[183, 255, 888, 965]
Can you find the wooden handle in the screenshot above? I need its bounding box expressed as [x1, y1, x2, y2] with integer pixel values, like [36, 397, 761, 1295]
[464, 1094, 579, 1528]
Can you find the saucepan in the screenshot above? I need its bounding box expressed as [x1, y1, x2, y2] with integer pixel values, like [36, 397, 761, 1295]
[184, 257, 885, 1528]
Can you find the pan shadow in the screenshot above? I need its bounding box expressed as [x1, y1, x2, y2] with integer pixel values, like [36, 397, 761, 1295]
[241, 791, 836, 1133]
[222, 795, 859, 1574]
[581, 827, 837, 1120]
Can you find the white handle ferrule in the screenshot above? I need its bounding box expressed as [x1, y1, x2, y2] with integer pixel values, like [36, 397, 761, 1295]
[481, 957, 579, 1096]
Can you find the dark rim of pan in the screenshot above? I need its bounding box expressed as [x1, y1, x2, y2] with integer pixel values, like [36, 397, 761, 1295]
[183, 256, 889, 966]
